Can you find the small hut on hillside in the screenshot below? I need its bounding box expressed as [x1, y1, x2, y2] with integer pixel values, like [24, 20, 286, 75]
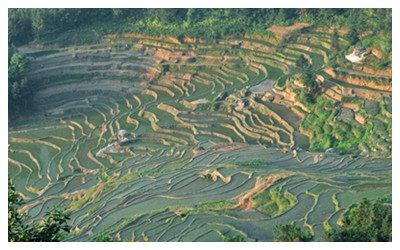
[345, 46, 369, 63]
[118, 130, 130, 141]
[353, 46, 367, 56]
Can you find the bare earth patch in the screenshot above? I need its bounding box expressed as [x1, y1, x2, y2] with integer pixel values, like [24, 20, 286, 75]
[267, 22, 311, 40]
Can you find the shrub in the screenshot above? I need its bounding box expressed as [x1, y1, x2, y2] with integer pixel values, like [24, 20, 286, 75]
[273, 222, 313, 242]
[8, 179, 71, 242]
[324, 197, 392, 242]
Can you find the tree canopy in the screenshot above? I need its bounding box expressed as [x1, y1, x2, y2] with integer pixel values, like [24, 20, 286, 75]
[8, 51, 33, 119]
[8, 8, 392, 47]
[273, 222, 313, 242]
[324, 197, 392, 242]
[8, 179, 71, 242]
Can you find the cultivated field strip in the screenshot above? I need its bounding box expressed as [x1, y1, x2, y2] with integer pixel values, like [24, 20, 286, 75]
[9, 31, 391, 241]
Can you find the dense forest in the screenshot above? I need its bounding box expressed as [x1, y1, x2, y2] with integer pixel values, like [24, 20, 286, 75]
[9, 8, 391, 48]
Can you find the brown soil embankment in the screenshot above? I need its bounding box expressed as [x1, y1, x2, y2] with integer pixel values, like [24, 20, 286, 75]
[324, 68, 392, 91]
[355, 65, 392, 78]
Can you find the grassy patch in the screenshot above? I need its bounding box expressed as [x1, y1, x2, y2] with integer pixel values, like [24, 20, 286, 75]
[251, 186, 297, 217]
[198, 200, 235, 210]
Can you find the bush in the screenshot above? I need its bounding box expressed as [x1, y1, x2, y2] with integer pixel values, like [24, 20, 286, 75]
[8, 179, 71, 242]
[324, 197, 391, 242]
[223, 234, 245, 242]
[273, 222, 313, 242]
[346, 28, 359, 45]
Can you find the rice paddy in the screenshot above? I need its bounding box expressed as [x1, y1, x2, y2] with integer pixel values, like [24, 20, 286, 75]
[8, 29, 391, 241]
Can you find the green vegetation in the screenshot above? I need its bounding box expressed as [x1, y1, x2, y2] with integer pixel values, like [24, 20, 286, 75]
[252, 187, 297, 217]
[330, 29, 339, 50]
[324, 197, 391, 242]
[198, 201, 235, 210]
[295, 54, 320, 103]
[196, 102, 216, 111]
[177, 201, 237, 219]
[295, 54, 309, 69]
[8, 9, 391, 53]
[273, 222, 313, 242]
[223, 234, 245, 242]
[8, 179, 71, 242]
[8, 52, 33, 119]
[299, 94, 390, 155]
[7, 8, 391, 242]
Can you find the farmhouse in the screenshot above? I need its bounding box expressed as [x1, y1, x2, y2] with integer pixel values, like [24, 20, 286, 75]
[118, 129, 130, 141]
[345, 46, 370, 63]
[353, 46, 366, 56]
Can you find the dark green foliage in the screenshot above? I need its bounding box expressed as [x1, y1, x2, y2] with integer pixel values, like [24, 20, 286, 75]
[273, 222, 313, 242]
[8, 52, 30, 78]
[8, 8, 392, 48]
[8, 179, 29, 242]
[8, 179, 71, 242]
[151, 8, 187, 24]
[91, 234, 116, 242]
[196, 102, 216, 111]
[346, 28, 359, 45]
[29, 208, 71, 242]
[327, 52, 339, 68]
[331, 28, 339, 50]
[295, 54, 309, 69]
[276, 9, 298, 25]
[295, 53, 320, 104]
[8, 51, 34, 118]
[300, 65, 319, 104]
[324, 198, 392, 242]
[223, 234, 245, 242]
[8, 8, 33, 45]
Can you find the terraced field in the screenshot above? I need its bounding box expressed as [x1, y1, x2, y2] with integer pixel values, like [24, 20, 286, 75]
[9, 27, 391, 241]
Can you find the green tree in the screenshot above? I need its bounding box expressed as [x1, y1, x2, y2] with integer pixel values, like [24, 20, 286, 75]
[276, 8, 297, 25]
[8, 53, 30, 78]
[91, 234, 115, 242]
[346, 28, 359, 45]
[8, 52, 33, 117]
[223, 234, 245, 242]
[8, 179, 30, 241]
[295, 54, 310, 69]
[327, 52, 339, 68]
[301, 65, 319, 103]
[331, 28, 339, 50]
[8, 179, 71, 242]
[273, 222, 313, 242]
[324, 198, 392, 242]
[8, 8, 33, 45]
